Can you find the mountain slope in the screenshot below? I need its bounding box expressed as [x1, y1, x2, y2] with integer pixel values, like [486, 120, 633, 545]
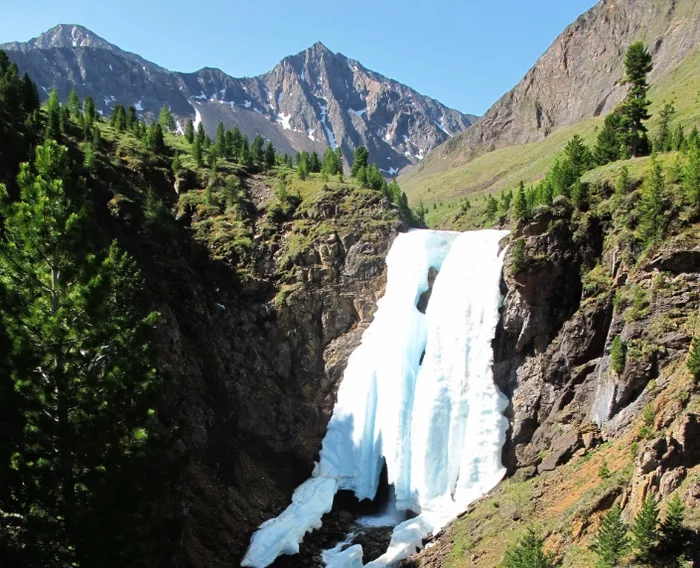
[401, 0, 700, 210]
[1, 25, 477, 174]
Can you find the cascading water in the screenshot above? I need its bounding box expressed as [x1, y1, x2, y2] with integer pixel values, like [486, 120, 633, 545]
[242, 229, 510, 568]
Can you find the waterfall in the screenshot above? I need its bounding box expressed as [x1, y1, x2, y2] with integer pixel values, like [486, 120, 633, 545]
[242, 229, 510, 568]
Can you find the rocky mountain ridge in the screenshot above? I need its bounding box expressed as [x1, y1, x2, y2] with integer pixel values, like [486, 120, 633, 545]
[1, 24, 477, 175]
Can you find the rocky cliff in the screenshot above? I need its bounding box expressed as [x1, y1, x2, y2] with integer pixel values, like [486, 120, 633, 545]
[1, 25, 477, 175]
[409, 0, 700, 176]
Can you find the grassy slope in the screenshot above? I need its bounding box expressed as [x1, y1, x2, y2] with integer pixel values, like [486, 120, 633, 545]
[402, 48, 700, 228]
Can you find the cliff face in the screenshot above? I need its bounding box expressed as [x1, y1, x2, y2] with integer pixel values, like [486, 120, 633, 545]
[150, 186, 404, 567]
[411, 0, 700, 176]
[2, 25, 476, 176]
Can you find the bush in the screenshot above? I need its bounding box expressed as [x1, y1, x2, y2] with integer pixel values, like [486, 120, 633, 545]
[610, 336, 625, 373]
[687, 337, 700, 381]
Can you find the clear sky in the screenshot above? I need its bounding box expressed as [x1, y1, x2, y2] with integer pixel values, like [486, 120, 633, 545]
[0, 0, 597, 116]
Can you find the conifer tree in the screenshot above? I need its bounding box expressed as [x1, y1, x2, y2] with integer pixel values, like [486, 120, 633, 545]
[216, 122, 226, 157]
[67, 88, 82, 121]
[146, 123, 166, 154]
[240, 135, 252, 168]
[656, 102, 675, 152]
[126, 106, 137, 131]
[672, 124, 685, 152]
[350, 146, 369, 177]
[513, 181, 528, 221]
[620, 42, 653, 157]
[111, 104, 127, 132]
[251, 135, 265, 168]
[84, 95, 97, 125]
[230, 127, 243, 162]
[297, 158, 309, 180]
[264, 141, 276, 171]
[192, 137, 203, 167]
[172, 151, 182, 176]
[184, 119, 194, 144]
[593, 505, 629, 568]
[45, 87, 63, 140]
[503, 528, 555, 568]
[309, 151, 321, 173]
[196, 122, 206, 145]
[499, 189, 513, 214]
[659, 494, 687, 558]
[0, 140, 176, 566]
[158, 105, 175, 132]
[638, 155, 668, 246]
[565, 134, 594, 176]
[334, 147, 344, 173]
[595, 112, 624, 165]
[632, 495, 660, 563]
[356, 165, 368, 187]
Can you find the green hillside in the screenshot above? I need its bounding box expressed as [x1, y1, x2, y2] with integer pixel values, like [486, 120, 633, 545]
[402, 47, 700, 229]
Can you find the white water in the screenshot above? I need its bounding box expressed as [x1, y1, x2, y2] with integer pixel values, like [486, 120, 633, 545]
[242, 229, 509, 568]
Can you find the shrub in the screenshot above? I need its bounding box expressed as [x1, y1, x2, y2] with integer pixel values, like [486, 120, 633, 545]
[610, 336, 625, 373]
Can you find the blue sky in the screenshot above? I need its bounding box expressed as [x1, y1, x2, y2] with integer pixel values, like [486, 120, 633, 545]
[0, 0, 596, 116]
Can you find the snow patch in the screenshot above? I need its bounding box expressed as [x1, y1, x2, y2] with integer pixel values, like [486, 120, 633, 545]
[244, 100, 252, 108]
[195, 91, 208, 100]
[318, 101, 337, 149]
[134, 98, 144, 112]
[435, 117, 453, 138]
[109, 64, 113, 72]
[349, 108, 367, 118]
[308, 129, 318, 142]
[276, 113, 292, 130]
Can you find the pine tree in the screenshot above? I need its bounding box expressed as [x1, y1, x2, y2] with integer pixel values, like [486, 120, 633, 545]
[192, 137, 203, 167]
[513, 181, 528, 221]
[503, 528, 555, 568]
[656, 102, 675, 152]
[216, 122, 226, 157]
[565, 134, 594, 176]
[334, 147, 344, 173]
[84, 95, 97, 125]
[264, 141, 276, 171]
[146, 123, 166, 154]
[683, 141, 700, 215]
[659, 494, 687, 558]
[251, 135, 265, 168]
[67, 88, 82, 121]
[172, 151, 182, 176]
[45, 87, 63, 140]
[593, 506, 629, 568]
[672, 124, 685, 152]
[196, 122, 206, 145]
[632, 495, 660, 563]
[240, 135, 252, 168]
[230, 127, 243, 162]
[350, 146, 369, 177]
[595, 112, 624, 165]
[111, 104, 127, 132]
[610, 336, 625, 373]
[297, 158, 308, 180]
[638, 155, 668, 246]
[620, 42, 653, 158]
[356, 165, 368, 187]
[0, 140, 176, 566]
[158, 105, 175, 132]
[184, 119, 194, 144]
[126, 106, 138, 131]
[309, 151, 321, 173]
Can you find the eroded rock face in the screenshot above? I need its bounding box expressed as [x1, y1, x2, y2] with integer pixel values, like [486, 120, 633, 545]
[494, 205, 700, 479]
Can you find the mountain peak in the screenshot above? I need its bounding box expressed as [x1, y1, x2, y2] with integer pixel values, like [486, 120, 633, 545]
[30, 24, 113, 50]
